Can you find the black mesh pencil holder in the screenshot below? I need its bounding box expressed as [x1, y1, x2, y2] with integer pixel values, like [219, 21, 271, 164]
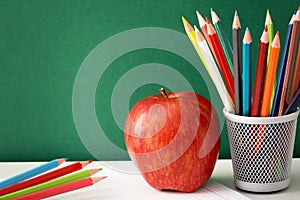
[223, 108, 299, 192]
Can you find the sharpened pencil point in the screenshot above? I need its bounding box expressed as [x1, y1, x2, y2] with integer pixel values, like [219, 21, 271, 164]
[243, 28, 252, 44]
[182, 16, 187, 24]
[196, 10, 206, 27]
[264, 26, 268, 32]
[89, 168, 102, 175]
[265, 9, 273, 25]
[211, 9, 220, 24]
[182, 17, 194, 34]
[232, 11, 241, 29]
[92, 176, 107, 184]
[193, 25, 198, 31]
[57, 158, 67, 165]
[205, 17, 211, 24]
[272, 31, 280, 48]
[81, 161, 92, 167]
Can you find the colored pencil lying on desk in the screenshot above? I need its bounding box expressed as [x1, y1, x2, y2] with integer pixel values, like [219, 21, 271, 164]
[13, 176, 107, 200]
[206, 18, 234, 100]
[211, 8, 234, 75]
[242, 28, 252, 116]
[194, 26, 235, 113]
[261, 32, 281, 117]
[0, 161, 93, 196]
[284, 87, 300, 115]
[0, 168, 101, 200]
[0, 158, 67, 190]
[233, 11, 242, 115]
[278, 8, 300, 115]
[182, 16, 212, 78]
[271, 14, 295, 116]
[251, 27, 269, 117]
[290, 42, 300, 99]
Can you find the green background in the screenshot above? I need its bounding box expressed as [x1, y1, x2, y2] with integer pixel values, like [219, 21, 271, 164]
[0, 0, 299, 161]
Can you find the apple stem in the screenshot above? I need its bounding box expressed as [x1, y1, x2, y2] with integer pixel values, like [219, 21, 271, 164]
[160, 88, 168, 99]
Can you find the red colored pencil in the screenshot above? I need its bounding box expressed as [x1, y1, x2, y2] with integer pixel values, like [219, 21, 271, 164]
[251, 27, 269, 117]
[13, 176, 106, 200]
[206, 18, 234, 100]
[0, 161, 92, 196]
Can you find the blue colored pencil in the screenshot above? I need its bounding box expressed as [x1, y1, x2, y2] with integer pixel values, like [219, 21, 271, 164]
[271, 14, 294, 116]
[242, 27, 252, 116]
[284, 87, 300, 115]
[0, 158, 67, 189]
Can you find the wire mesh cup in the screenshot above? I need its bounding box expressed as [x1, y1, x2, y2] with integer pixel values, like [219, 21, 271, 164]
[223, 108, 299, 193]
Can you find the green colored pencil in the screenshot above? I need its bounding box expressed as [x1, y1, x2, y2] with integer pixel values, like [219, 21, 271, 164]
[211, 8, 234, 75]
[0, 168, 101, 200]
[266, 9, 274, 59]
[265, 9, 276, 113]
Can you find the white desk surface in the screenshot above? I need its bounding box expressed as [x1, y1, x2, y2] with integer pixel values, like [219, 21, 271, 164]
[0, 159, 299, 200]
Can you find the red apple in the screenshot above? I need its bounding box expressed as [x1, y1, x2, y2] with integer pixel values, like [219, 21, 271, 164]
[124, 88, 220, 192]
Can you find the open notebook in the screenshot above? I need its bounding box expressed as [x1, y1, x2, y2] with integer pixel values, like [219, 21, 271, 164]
[44, 162, 250, 200]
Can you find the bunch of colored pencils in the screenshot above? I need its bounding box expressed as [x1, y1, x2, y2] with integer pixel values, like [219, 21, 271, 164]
[0, 158, 106, 200]
[183, 7, 300, 117]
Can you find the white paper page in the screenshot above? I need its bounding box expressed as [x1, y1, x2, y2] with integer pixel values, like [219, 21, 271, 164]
[44, 162, 251, 200]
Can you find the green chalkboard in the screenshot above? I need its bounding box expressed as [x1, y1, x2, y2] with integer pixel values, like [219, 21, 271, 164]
[0, 0, 299, 161]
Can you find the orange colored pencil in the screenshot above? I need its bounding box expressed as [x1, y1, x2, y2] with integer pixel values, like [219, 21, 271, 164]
[261, 32, 281, 117]
[206, 18, 234, 100]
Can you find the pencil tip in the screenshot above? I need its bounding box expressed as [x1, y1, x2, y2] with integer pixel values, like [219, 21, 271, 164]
[56, 158, 67, 165]
[89, 168, 102, 175]
[81, 160, 92, 167]
[246, 27, 249, 32]
[88, 160, 93, 163]
[205, 17, 211, 24]
[264, 26, 268, 32]
[235, 10, 238, 16]
[92, 176, 107, 184]
[210, 8, 213, 12]
[276, 31, 279, 35]
[193, 25, 198, 31]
